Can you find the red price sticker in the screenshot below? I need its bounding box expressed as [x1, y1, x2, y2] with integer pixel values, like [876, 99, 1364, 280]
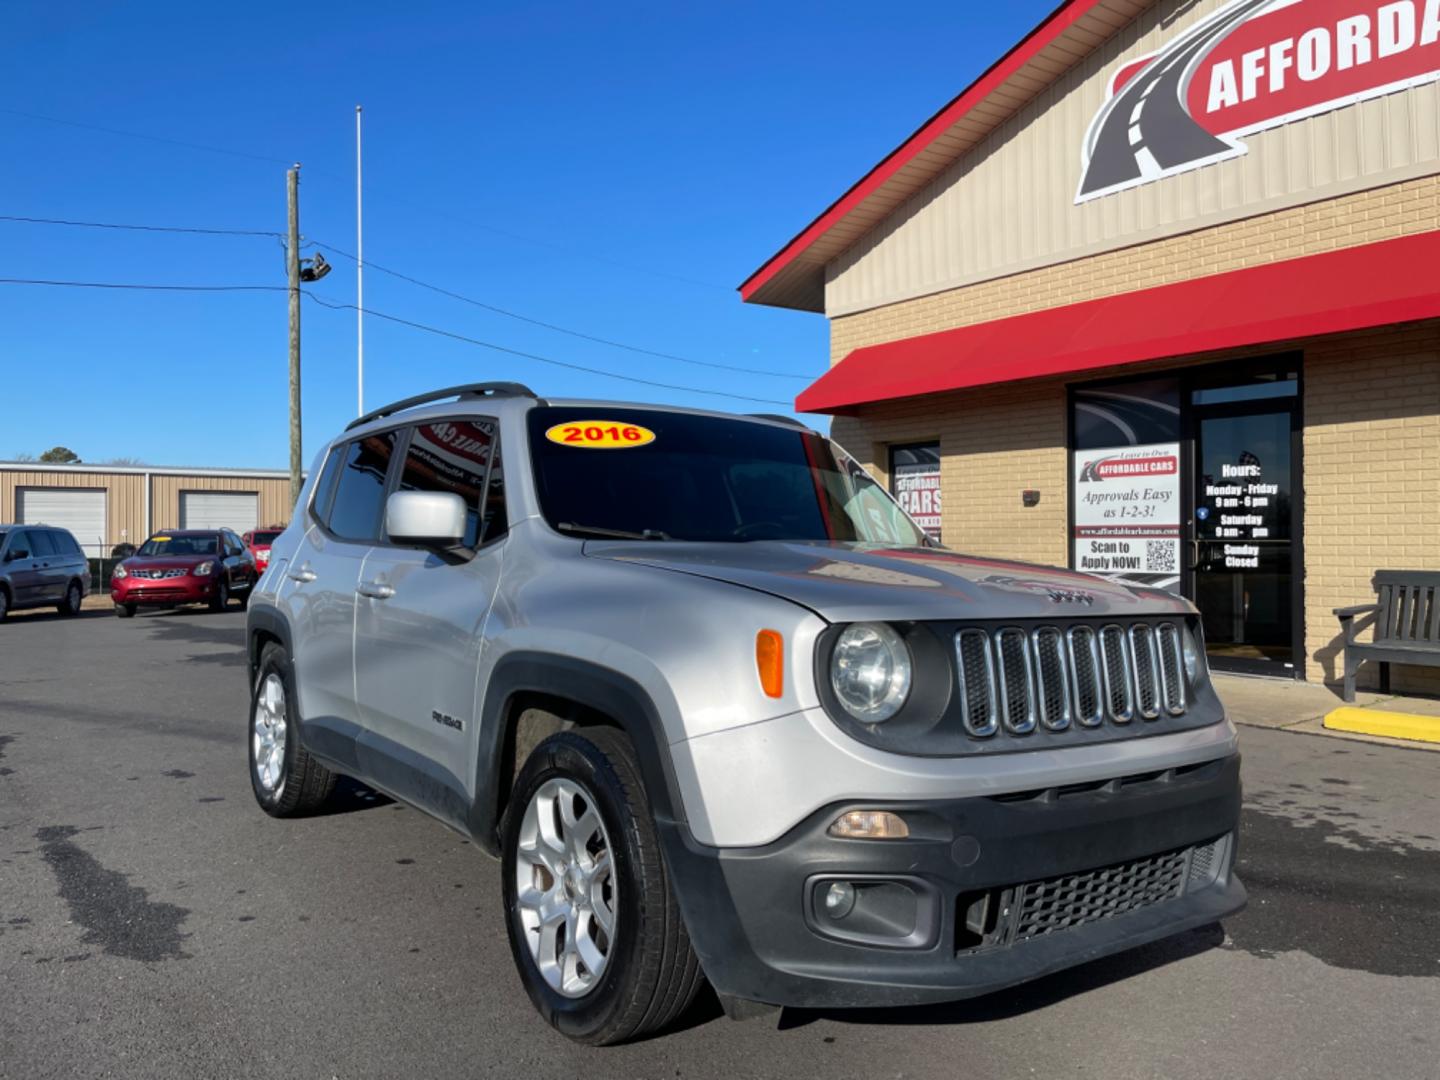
[544, 421, 656, 449]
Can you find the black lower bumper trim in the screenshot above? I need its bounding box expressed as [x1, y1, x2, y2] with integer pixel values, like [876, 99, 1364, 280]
[658, 753, 1245, 1009]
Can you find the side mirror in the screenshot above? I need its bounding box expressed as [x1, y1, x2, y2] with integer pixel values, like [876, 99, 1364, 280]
[386, 491, 468, 549]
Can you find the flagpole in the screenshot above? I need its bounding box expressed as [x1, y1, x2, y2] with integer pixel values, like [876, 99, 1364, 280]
[355, 104, 365, 416]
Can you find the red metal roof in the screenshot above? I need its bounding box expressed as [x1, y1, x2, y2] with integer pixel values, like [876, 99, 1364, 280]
[740, 0, 1136, 312]
[796, 231, 1440, 414]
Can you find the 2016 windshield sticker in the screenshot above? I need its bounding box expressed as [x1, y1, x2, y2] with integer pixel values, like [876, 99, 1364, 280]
[545, 421, 656, 449]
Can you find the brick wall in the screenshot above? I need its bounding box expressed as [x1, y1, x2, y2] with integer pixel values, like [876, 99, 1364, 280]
[830, 176, 1440, 362]
[1303, 322, 1440, 690]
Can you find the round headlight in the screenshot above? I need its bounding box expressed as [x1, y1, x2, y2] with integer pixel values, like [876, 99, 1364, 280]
[1182, 624, 1205, 683]
[830, 623, 912, 724]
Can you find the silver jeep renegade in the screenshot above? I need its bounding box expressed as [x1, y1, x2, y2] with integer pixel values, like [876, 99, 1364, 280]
[247, 382, 1244, 1044]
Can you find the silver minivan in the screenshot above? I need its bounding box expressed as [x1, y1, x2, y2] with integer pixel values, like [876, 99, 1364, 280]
[0, 525, 91, 621]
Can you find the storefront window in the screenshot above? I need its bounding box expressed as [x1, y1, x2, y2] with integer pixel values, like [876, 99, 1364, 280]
[889, 443, 942, 543]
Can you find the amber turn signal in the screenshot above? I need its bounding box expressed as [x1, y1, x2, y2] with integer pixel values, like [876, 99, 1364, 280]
[756, 629, 784, 698]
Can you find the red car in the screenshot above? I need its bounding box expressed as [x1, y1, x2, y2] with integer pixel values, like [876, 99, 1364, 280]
[241, 525, 286, 575]
[111, 529, 258, 617]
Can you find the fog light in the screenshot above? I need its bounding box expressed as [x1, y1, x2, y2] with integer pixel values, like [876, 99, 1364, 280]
[828, 810, 910, 840]
[824, 882, 856, 919]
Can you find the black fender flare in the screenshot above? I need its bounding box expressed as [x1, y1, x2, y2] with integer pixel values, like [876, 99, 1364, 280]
[246, 605, 293, 681]
[468, 651, 686, 857]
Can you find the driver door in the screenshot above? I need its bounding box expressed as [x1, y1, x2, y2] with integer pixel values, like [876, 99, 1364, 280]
[353, 418, 508, 818]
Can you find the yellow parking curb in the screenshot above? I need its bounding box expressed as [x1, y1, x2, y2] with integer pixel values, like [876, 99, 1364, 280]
[1323, 707, 1440, 744]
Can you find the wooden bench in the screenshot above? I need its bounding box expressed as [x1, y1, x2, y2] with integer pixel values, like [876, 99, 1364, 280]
[1334, 571, 1440, 702]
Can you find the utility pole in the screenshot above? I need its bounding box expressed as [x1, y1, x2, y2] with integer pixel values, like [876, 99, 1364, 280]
[287, 164, 303, 510]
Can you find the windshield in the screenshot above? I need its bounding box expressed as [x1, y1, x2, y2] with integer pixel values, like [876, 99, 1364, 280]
[528, 407, 928, 546]
[250, 531, 282, 546]
[138, 534, 218, 557]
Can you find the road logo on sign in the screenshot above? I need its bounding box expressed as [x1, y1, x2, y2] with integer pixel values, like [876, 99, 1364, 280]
[1077, 0, 1440, 202]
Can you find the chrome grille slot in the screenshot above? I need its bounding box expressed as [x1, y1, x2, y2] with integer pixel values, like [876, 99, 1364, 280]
[1128, 624, 1161, 720]
[993, 628, 1036, 734]
[1156, 623, 1187, 715]
[1066, 626, 1104, 727]
[955, 629, 998, 737]
[1099, 625, 1134, 722]
[1031, 628, 1070, 731]
[955, 620, 1190, 741]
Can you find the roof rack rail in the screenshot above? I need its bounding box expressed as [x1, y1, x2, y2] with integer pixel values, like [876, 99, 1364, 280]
[746, 413, 810, 429]
[346, 382, 539, 431]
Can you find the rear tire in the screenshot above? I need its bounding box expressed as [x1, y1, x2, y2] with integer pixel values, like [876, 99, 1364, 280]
[501, 728, 704, 1045]
[114, 603, 137, 619]
[0, 587, 9, 622]
[58, 581, 83, 616]
[249, 641, 336, 816]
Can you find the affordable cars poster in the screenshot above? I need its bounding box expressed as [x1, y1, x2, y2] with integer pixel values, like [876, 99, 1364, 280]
[1072, 442, 1181, 588]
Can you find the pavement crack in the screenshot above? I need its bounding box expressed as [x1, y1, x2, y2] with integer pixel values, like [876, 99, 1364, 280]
[34, 825, 191, 962]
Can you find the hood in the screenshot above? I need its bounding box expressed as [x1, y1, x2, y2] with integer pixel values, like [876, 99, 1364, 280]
[585, 541, 1191, 622]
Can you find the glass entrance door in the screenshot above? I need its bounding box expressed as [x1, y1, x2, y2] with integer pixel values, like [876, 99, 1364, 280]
[1191, 391, 1300, 674]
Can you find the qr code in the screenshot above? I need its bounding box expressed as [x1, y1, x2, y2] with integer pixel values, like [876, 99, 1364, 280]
[1147, 540, 1177, 573]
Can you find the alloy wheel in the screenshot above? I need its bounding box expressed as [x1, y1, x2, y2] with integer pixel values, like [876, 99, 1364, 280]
[514, 777, 617, 999]
[252, 673, 288, 794]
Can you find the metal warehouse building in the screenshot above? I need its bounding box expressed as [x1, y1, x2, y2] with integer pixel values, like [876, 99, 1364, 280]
[744, 0, 1440, 689]
[0, 463, 293, 558]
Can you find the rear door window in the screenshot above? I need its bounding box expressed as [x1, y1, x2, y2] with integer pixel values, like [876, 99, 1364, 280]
[28, 530, 57, 558]
[327, 431, 399, 542]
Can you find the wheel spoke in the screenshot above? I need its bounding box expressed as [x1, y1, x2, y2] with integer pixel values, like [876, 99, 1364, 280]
[574, 917, 608, 977]
[589, 881, 615, 935]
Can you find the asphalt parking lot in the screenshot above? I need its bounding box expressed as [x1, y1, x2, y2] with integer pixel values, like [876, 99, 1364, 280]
[2, 605, 1439, 1080]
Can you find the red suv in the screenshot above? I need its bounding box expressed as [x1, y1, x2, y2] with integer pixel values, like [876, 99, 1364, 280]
[241, 525, 286, 575]
[111, 529, 258, 617]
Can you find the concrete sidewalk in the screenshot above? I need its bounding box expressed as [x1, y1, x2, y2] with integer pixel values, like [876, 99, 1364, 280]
[1214, 672, 1440, 752]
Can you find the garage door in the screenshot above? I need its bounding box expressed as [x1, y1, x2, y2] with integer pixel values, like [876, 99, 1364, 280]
[17, 488, 108, 558]
[179, 491, 258, 534]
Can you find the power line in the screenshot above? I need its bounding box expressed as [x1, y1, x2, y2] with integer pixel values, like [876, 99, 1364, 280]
[0, 211, 813, 380]
[304, 293, 793, 407]
[0, 107, 294, 165]
[1, 107, 730, 291]
[0, 278, 286, 293]
[0, 276, 794, 406]
[313, 240, 813, 381]
[0, 214, 282, 238]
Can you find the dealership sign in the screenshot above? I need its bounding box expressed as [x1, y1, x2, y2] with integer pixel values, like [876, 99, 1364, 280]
[1077, 0, 1440, 201]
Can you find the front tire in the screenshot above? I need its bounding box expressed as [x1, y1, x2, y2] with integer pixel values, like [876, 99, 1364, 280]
[501, 728, 704, 1045]
[58, 581, 83, 616]
[114, 603, 137, 618]
[249, 641, 336, 816]
[209, 579, 229, 612]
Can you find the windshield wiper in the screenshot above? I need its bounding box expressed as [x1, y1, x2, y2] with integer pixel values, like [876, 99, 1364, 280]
[556, 522, 672, 541]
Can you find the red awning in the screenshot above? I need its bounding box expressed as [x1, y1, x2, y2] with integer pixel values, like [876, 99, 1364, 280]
[798, 231, 1440, 414]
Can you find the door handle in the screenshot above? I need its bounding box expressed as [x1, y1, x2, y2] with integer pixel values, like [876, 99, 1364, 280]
[357, 580, 395, 600]
[287, 566, 317, 584]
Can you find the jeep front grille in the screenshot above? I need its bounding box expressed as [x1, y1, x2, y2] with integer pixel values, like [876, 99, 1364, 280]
[953, 621, 1189, 740]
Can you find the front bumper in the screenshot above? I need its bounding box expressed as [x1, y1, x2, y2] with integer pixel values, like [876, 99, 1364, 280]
[658, 752, 1244, 1009]
[112, 575, 218, 606]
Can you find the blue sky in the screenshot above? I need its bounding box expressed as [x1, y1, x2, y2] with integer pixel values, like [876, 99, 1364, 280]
[2, 1, 1055, 468]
